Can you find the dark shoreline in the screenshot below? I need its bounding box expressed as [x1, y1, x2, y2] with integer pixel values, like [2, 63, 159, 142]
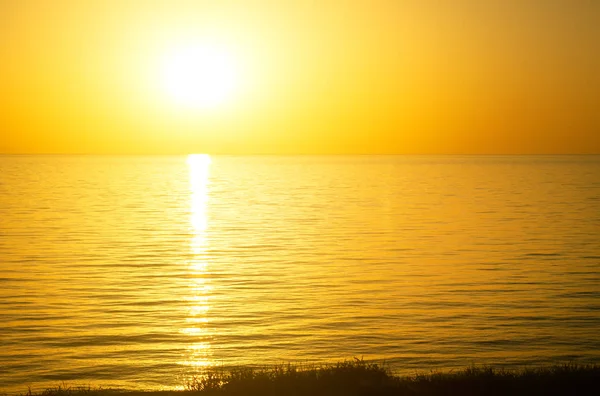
[14, 360, 600, 396]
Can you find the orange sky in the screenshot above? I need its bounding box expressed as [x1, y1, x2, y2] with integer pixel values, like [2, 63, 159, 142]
[1, 0, 599, 154]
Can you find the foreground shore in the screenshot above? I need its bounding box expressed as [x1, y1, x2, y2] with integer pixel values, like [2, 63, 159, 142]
[18, 360, 600, 396]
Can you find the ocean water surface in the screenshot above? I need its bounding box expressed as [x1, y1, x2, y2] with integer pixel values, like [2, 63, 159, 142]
[1, 155, 599, 393]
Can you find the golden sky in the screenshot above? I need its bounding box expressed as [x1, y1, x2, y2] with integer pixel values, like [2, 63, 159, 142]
[1, 0, 598, 154]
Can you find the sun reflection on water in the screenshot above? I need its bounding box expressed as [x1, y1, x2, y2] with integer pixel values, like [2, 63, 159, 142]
[182, 154, 213, 370]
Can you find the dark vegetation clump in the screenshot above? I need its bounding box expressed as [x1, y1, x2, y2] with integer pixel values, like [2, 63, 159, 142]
[24, 359, 600, 396]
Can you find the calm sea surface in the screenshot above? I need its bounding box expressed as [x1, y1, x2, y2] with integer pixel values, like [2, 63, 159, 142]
[1, 155, 599, 393]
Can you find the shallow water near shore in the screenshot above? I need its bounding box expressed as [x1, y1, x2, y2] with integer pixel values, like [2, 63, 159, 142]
[1, 155, 599, 393]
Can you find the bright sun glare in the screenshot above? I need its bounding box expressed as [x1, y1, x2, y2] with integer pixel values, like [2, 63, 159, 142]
[163, 45, 236, 109]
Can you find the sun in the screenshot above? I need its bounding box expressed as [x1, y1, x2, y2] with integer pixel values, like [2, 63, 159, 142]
[162, 44, 237, 109]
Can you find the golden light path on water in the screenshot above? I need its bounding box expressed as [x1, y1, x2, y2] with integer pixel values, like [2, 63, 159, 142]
[182, 154, 213, 372]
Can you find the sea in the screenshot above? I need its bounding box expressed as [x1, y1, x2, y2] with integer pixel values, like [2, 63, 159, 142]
[1, 155, 599, 393]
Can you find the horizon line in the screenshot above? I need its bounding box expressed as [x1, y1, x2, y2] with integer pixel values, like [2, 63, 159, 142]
[2, 153, 600, 157]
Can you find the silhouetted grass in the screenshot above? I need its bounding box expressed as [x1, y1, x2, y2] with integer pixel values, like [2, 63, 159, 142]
[22, 359, 600, 396]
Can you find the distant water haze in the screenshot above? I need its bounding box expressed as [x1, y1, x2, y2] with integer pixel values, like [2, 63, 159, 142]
[1, 155, 599, 393]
